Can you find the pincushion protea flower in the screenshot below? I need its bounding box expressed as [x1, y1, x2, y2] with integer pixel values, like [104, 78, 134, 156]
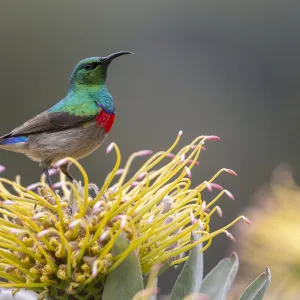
[234, 165, 300, 300]
[0, 132, 248, 299]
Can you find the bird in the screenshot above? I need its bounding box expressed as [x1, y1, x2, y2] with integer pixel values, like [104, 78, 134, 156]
[0, 51, 133, 187]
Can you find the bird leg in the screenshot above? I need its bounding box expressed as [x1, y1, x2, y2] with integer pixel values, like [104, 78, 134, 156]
[42, 166, 53, 188]
[60, 163, 74, 182]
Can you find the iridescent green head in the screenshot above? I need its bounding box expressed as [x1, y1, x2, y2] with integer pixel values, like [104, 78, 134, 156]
[70, 51, 133, 87]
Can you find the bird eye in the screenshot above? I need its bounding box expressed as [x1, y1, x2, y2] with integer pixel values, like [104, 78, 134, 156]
[83, 63, 99, 71]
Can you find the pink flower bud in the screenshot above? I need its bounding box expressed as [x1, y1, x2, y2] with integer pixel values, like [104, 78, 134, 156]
[185, 166, 192, 178]
[106, 143, 114, 154]
[99, 231, 109, 242]
[135, 150, 153, 157]
[37, 230, 50, 238]
[190, 212, 197, 224]
[54, 158, 68, 168]
[224, 230, 235, 242]
[224, 190, 235, 200]
[216, 206, 223, 217]
[205, 135, 220, 141]
[137, 172, 147, 180]
[210, 183, 224, 190]
[48, 168, 58, 176]
[115, 168, 125, 175]
[225, 169, 238, 176]
[242, 216, 251, 224]
[0, 165, 5, 173]
[69, 220, 80, 229]
[26, 183, 40, 190]
[204, 181, 212, 192]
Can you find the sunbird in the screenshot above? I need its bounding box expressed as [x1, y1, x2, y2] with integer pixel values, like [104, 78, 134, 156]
[0, 51, 133, 186]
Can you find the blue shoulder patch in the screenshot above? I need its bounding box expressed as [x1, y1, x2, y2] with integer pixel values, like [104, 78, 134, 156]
[2, 136, 28, 145]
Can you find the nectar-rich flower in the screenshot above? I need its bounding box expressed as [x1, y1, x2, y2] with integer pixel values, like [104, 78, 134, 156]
[0, 133, 247, 299]
[235, 165, 300, 300]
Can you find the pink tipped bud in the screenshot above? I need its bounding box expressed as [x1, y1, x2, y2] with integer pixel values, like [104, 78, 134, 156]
[113, 215, 127, 228]
[48, 168, 58, 176]
[198, 221, 204, 229]
[242, 216, 251, 224]
[37, 230, 50, 238]
[166, 153, 176, 159]
[202, 146, 207, 151]
[147, 215, 154, 224]
[224, 190, 235, 200]
[9, 228, 23, 234]
[224, 230, 235, 242]
[54, 158, 68, 168]
[137, 172, 147, 180]
[210, 183, 224, 190]
[135, 150, 153, 157]
[3, 200, 13, 205]
[181, 154, 185, 161]
[69, 220, 80, 229]
[204, 181, 212, 192]
[99, 231, 109, 242]
[216, 206, 223, 217]
[92, 208, 101, 214]
[93, 201, 105, 211]
[190, 212, 197, 224]
[131, 181, 140, 187]
[120, 216, 127, 229]
[26, 183, 40, 190]
[0, 165, 5, 173]
[108, 184, 117, 193]
[32, 212, 45, 220]
[93, 202, 101, 211]
[51, 182, 63, 189]
[200, 141, 205, 145]
[178, 130, 183, 136]
[201, 201, 206, 211]
[206, 135, 220, 141]
[225, 169, 238, 176]
[115, 168, 125, 175]
[106, 143, 114, 154]
[92, 263, 98, 278]
[185, 166, 192, 178]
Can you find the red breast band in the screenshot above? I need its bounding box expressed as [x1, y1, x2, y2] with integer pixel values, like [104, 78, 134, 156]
[96, 110, 115, 133]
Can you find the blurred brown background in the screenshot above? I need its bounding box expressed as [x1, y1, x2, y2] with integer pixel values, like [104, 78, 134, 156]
[0, 1, 299, 294]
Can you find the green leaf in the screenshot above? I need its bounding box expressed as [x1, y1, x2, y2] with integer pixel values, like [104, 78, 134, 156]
[200, 252, 239, 300]
[102, 235, 143, 300]
[239, 267, 271, 300]
[170, 231, 203, 300]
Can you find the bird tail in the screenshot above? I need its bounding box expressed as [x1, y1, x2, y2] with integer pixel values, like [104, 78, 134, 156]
[0, 136, 28, 151]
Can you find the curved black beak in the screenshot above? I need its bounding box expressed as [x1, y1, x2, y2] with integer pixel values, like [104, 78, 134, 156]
[102, 51, 134, 65]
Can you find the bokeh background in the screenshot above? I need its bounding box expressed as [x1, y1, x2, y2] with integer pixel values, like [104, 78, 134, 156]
[0, 1, 300, 296]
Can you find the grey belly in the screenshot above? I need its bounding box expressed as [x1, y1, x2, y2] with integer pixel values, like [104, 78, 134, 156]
[26, 121, 106, 166]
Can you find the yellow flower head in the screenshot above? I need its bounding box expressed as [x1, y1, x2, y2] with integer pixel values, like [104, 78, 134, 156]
[0, 133, 248, 299]
[236, 165, 300, 299]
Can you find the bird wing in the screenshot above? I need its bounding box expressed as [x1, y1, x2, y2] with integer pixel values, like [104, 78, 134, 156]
[2, 110, 97, 138]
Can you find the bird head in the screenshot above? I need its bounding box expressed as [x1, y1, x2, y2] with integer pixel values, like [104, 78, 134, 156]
[70, 51, 133, 87]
